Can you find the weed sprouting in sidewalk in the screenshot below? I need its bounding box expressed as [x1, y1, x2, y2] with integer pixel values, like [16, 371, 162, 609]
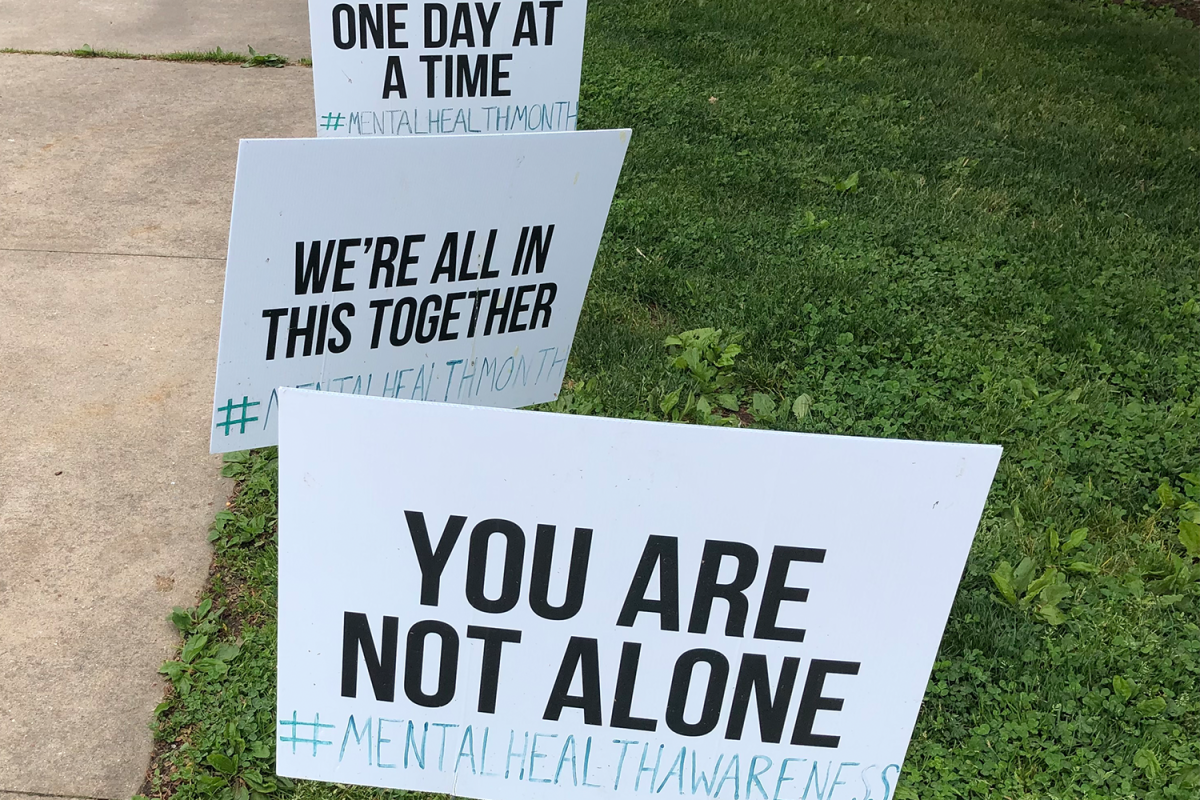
[1, 44, 299, 67]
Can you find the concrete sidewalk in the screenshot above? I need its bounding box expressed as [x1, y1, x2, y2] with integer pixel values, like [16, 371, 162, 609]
[0, 55, 312, 799]
[0, 0, 311, 60]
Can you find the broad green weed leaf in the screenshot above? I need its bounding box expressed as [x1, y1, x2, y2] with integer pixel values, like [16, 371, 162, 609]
[1135, 697, 1167, 717]
[659, 389, 680, 416]
[181, 634, 208, 664]
[792, 210, 831, 235]
[716, 393, 741, 412]
[1179, 519, 1200, 558]
[1113, 675, 1135, 702]
[243, 770, 275, 793]
[1039, 580, 1072, 607]
[675, 327, 714, 345]
[834, 171, 859, 193]
[195, 775, 225, 792]
[1134, 749, 1161, 780]
[208, 752, 237, 775]
[751, 393, 776, 421]
[159, 661, 185, 680]
[193, 657, 229, 678]
[221, 459, 248, 478]
[1036, 603, 1066, 625]
[1061, 527, 1089, 554]
[792, 394, 814, 421]
[169, 607, 191, 632]
[990, 561, 1018, 606]
[1012, 557, 1037, 595]
[1038, 389, 1064, 406]
[215, 640, 242, 661]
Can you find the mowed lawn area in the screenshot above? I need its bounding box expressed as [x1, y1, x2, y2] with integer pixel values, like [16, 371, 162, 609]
[145, 1, 1200, 799]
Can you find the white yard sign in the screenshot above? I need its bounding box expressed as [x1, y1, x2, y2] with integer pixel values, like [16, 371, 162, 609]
[277, 389, 1002, 798]
[211, 129, 630, 453]
[308, 0, 588, 137]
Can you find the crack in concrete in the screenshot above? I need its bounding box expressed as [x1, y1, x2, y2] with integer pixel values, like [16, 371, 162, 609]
[0, 790, 109, 800]
[0, 246, 224, 261]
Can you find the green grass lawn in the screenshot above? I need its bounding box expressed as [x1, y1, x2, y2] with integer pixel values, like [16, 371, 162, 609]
[143, 1, 1200, 798]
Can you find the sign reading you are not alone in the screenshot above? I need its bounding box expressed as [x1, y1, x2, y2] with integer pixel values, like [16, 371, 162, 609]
[308, 0, 588, 136]
[277, 389, 1002, 799]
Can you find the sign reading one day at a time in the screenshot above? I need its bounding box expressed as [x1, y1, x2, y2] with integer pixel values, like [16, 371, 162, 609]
[210, 129, 630, 454]
[308, 0, 588, 137]
[276, 389, 1002, 798]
